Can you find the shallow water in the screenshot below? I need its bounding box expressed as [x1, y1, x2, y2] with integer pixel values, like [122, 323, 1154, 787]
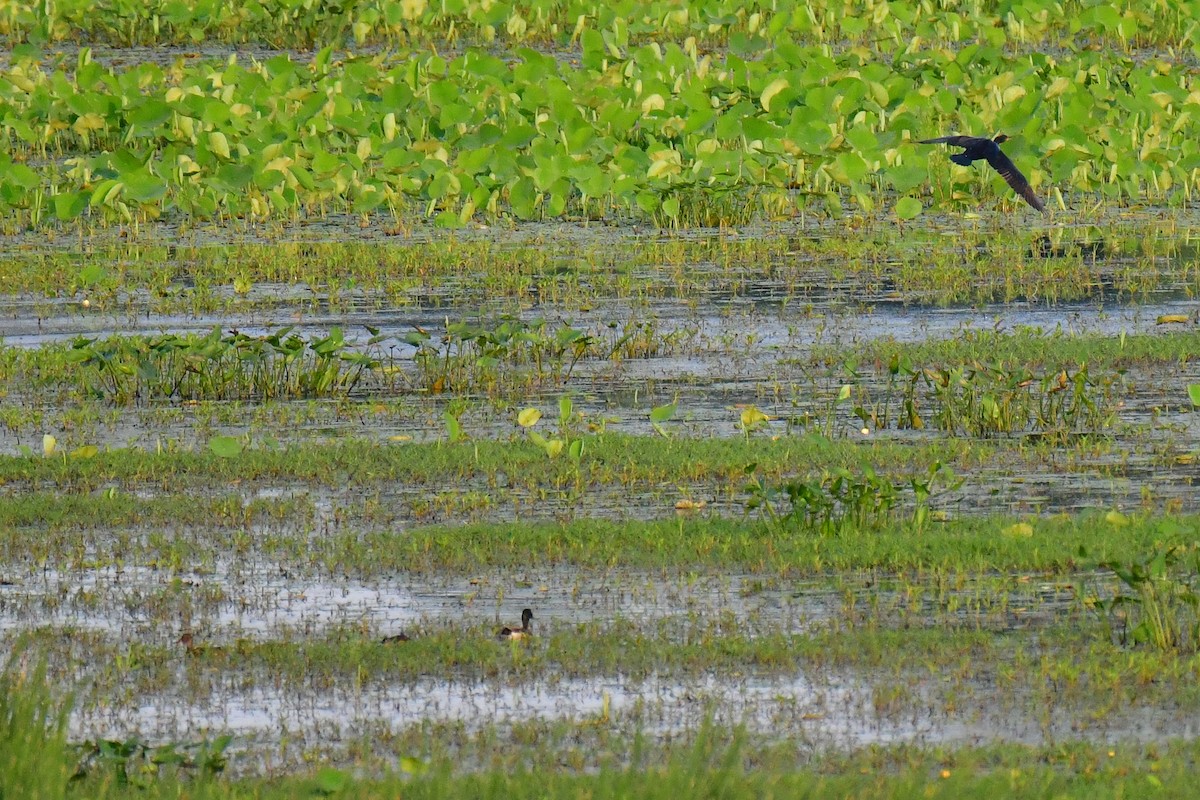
[0, 560, 1095, 647]
[70, 660, 1200, 769]
[4, 218, 1200, 772]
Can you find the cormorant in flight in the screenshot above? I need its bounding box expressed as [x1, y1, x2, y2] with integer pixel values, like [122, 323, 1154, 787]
[919, 134, 1046, 213]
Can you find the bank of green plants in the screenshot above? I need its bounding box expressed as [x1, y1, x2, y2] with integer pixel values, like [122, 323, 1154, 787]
[0, 31, 1195, 229]
[19, 725, 1200, 799]
[2, 0, 1198, 52]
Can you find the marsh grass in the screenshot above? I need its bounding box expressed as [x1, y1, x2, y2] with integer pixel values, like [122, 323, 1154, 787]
[0, 434, 978, 490]
[0, 654, 72, 800]
[52, 736, 1200, 799]
[1, 225, 1194, 314]
[860, 328, 1200, 371]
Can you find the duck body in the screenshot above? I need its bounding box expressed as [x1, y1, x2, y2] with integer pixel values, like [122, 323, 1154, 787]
[918, 133, 1046, 213]
[498, 608, 534, 640]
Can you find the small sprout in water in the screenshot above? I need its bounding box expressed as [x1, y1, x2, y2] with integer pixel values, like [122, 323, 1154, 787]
[42, 434, 56, 456]
[81, 298, 91, 308]
[739, 405, 770, 433]
[860, 427, 870, 436]
[650, 401, 677, 438]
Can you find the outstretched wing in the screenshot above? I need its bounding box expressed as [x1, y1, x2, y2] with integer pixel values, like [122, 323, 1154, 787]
[986, 149, 1046, 213]
[918, 135, 977, 146]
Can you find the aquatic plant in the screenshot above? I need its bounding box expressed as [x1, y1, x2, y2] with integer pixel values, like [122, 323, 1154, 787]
[923, 361, 1116, 440]
[0, 27, 1196, 228]
[407, 315, 594, 395]
[1091, 545, 1200, 653]
[5, 0, 1198, 50]
[519, 395, 585, 463]
[743, 461, 899, 535]
[65, 326, 385, 403]
[73, 735, 231, 787]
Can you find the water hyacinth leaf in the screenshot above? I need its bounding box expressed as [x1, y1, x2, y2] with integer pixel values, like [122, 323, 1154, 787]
[1189, 384, 1200, 408]
[887, 162, 928, 193]
[123, 171, 168, 203]
[760, 77, 789, 112]
[517, 408, 542, 427]
[894, 196, 923, 219]
[508, 176, 539, 219]
[635, 192, 660, 214]
[127, 98, 172, 129]
[90, 179, 123, 207]
[43, 434, 57, 456]
[207, 131, 231, 160]
[54, 191, 89, 220]
[78, 264, 108, 286]
[443, 412, 464, 442]
[209, 436, 243, 458]
[740, 405, 769, 430]
[651, 401, 677, 437]
[650, 402, 677, 424]
[69, 445, 99, 459]
[4, 163, 39, 196]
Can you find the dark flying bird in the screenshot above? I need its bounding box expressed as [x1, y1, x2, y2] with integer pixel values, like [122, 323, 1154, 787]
[919, 134, 1046, 213]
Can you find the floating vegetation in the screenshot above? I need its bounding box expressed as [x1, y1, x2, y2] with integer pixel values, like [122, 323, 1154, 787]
[0, 27, 1196, 229]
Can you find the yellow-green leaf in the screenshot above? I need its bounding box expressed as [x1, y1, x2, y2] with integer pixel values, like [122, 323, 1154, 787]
[760, 77, 789, 112]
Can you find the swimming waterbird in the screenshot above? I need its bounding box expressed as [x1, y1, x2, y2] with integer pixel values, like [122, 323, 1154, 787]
[498, 608, 534, 640]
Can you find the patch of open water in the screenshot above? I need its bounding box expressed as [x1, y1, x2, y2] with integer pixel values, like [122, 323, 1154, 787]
[0, 563, 1091, 644]
[69, 666, 1200, 769]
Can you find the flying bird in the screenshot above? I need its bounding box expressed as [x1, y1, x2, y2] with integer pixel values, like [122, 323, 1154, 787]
[919, 134, 1046, 213]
